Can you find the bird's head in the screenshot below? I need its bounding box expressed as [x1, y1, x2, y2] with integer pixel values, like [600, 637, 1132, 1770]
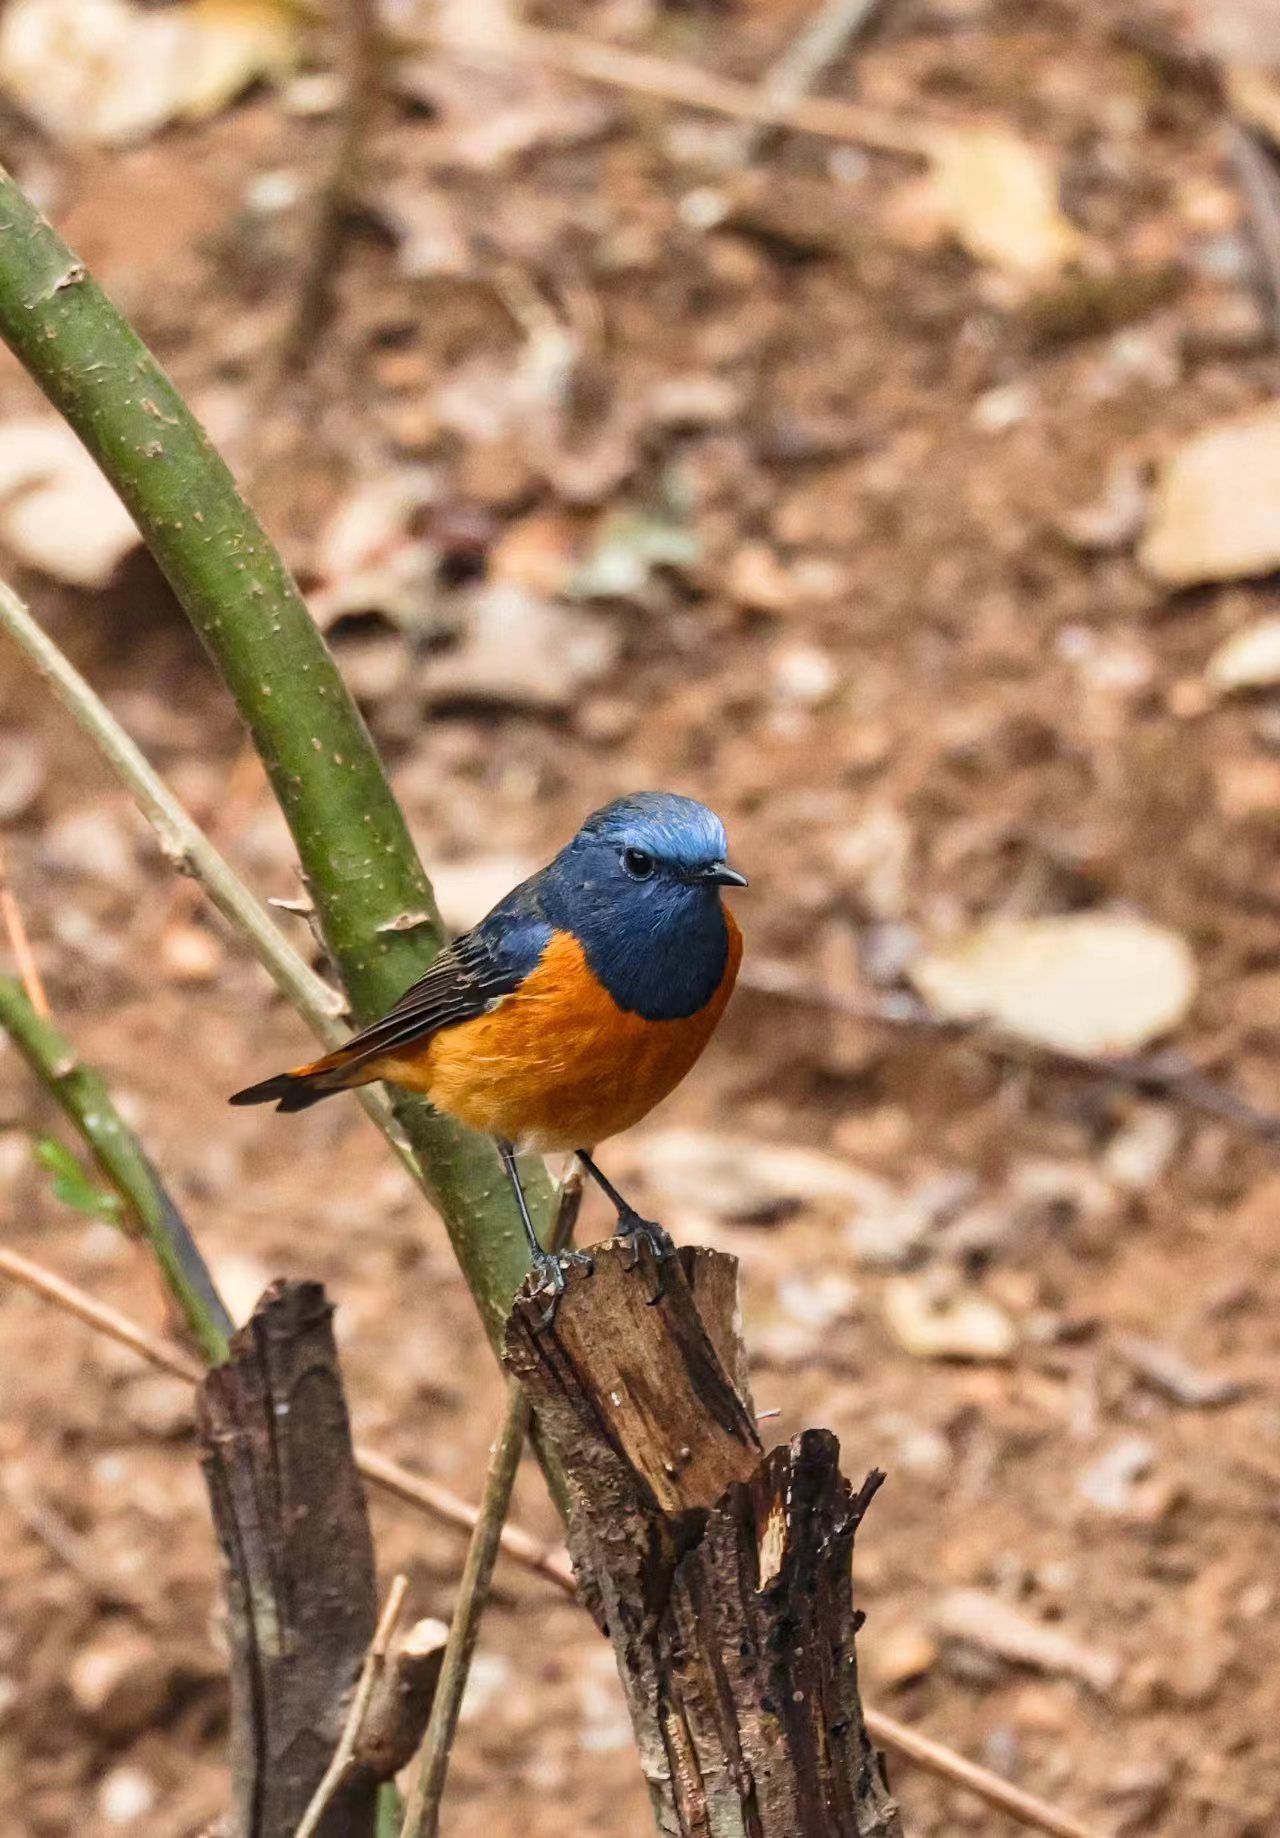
[568, 792, 746, 907]
[536, 793, 745, 1018]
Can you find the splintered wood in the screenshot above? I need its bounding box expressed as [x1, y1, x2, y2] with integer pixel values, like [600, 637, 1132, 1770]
[197, 1281, 379, 1838]
[505, 1240, 902, 1838]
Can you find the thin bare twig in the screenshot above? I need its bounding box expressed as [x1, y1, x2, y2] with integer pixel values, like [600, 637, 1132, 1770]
[0, 1243, 204, 1380]
[725, 0, 885, 165]
[293, 1574, 410, 1838]
[0, 1240, 1106, 1838]
[354, 1445, 573, 1591]
[741, 956, 1280, 1147]
[0, 837, 48, 1015]
[398, 1380, 532, 1838]
[864, 1709, 1108, 1838]
[418, 17, 933, 159]
[276, 0, 383, 379]
[398, 1166, 584, 1838]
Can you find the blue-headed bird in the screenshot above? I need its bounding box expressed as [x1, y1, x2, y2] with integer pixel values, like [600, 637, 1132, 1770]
[231, 793, 746, 1305]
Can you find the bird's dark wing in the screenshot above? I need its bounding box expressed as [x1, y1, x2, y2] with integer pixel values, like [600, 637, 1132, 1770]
[324, 902, 553, 1072]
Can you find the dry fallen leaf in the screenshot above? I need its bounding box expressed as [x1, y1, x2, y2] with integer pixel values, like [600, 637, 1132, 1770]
[0, 418, 139, 587]
[910, 912, 1197, 1056]
[424, 584, 618, 712]
[933, 1589, 1121, 1693]
[882, 1275, 1016, 1363]
[921, 125, 1084, 279]
[642, 1128, 887, 1225]
[0, 0, 297, 147]
[308, 467, 440, 629]
[175, 0, 299, 121]
[0, 733, 45, 824]
[1206, 614, 1280, 692]
[0, 0, 180, 144]
[1140, 405, 1280, 587]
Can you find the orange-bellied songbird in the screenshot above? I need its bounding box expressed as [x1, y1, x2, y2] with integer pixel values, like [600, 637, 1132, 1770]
[230, 793, 745, 1303]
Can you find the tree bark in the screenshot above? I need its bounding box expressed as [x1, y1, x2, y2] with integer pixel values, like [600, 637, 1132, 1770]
[197, 1282, 378, 1838]
[505, 1242, 902, 1838]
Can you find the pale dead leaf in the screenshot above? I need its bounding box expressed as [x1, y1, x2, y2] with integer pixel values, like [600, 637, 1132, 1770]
[0, 0, 184, 144]
[910, 912, 1197, 1056]
[933, 1589, 1121, 1692]
[0, 418, 139, 587]
[176, 0, 299, 122]
[424, 583, 617, 712]
[1140, 404, 1280, 586]
[642, 1127, 888, 1224]
[308, 467, 440, 630]
[882, 1275, 1016, 1363]
[922, 126, 1084, 279]
[1207, 614, 1280, 692]
[0, 0, 297, 146]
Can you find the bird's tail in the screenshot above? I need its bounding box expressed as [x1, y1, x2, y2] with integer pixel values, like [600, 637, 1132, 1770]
[228, 1044, 375, 1113]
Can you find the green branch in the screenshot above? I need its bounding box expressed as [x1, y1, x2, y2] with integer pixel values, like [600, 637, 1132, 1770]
[0, 166, 553, 1349]
[0, 975, 232, 1362]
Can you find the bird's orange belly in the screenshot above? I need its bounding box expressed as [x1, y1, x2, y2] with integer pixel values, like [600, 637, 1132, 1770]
[372, 923, 740, 1152]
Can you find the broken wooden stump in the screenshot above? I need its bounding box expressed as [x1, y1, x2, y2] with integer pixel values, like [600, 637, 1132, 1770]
[505, 1239, 902, 1838]
[197, 1281, 379, 1838]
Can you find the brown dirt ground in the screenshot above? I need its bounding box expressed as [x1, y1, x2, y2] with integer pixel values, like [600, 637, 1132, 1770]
[3, 2, 1280, 1834]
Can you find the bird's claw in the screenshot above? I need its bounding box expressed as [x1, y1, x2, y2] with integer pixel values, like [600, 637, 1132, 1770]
[528, 1246, 595, 1329]
[616, 1211, 674, 1305]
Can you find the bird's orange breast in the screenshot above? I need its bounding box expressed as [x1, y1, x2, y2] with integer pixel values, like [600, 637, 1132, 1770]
[372, 914, 742, 1152]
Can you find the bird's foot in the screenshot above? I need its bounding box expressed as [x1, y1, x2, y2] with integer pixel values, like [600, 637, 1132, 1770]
[616, 1211, 675, 1305]
[527, 1245, 595, 1329]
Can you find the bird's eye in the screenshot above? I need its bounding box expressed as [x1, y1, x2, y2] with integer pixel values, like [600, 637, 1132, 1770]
[621, 847, 655, 881]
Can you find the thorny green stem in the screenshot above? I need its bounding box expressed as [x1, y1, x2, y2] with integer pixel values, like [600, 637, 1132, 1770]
[0, 167, 554, 1351]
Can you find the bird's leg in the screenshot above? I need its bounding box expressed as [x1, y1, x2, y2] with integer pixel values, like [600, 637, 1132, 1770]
[576, 1149, 673, 1304]
[498, 1141, 592, 1326]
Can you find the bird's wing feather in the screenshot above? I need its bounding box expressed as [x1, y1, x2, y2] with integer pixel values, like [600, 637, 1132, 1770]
[328, 904, 552, 1071]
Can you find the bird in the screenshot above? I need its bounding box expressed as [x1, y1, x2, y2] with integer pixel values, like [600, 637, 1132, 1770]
[230, 792, 746, 1307]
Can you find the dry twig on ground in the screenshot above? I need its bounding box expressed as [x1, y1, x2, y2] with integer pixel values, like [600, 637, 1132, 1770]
[418, 16, 932, 158]
[722, 0, 886, 165]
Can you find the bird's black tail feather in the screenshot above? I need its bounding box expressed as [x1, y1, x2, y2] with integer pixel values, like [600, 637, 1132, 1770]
[228, 1068, 343, 1112]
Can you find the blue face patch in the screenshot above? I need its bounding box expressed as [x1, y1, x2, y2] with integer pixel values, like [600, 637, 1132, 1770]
[535, 794, 736, 1020]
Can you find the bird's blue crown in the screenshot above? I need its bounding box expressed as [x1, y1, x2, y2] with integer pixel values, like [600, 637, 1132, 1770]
[577, 792, 729, 875]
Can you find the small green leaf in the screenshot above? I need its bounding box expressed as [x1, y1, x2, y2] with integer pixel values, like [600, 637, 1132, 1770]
[34, 1137, 124, 1224]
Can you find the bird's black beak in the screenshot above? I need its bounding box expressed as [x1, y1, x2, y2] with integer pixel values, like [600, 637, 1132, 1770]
[699, 861, 748, 888]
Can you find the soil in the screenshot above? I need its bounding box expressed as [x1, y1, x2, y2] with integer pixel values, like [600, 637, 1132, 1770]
[3, 2, 1280, 1835]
